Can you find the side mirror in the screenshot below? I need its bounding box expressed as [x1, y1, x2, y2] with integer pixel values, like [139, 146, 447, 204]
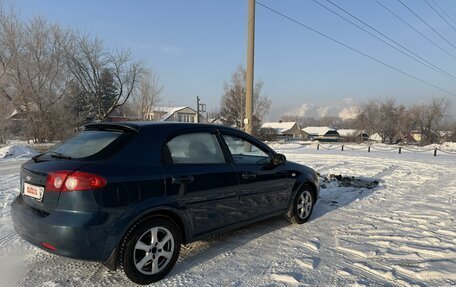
[272, 153, 286, 166]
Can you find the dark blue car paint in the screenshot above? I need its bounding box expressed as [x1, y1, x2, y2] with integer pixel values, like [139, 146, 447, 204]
[11, 122, 320, 269]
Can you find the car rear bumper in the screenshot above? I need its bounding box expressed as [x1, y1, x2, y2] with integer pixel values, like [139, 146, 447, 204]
[11, 195, 117, 263]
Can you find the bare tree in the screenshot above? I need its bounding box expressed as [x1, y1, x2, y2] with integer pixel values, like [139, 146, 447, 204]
[354, 99, 381, 139]
[0, 3, 19, 142]
[65, 33, 143, 121]
[0, 12, 73, 142]
[377, 99, 405, 143]
[411, 98, 449, 145]
[220, 65, 271, 133]
[132, 69, 163, 120]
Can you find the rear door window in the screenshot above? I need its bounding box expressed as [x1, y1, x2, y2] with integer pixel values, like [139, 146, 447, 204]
[48, 130, 124, 159]
[166, 133, 225, 164]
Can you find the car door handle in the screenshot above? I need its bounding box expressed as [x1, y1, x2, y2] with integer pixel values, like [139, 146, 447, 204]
[171, 175, 194, 184]
[241, 173, 257, 180]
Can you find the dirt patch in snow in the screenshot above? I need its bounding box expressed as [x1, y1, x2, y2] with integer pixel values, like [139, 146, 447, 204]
[320, 174, 379, 190]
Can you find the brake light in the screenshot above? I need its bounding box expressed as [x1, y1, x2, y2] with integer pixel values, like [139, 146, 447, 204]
[46, 171, 107, 192]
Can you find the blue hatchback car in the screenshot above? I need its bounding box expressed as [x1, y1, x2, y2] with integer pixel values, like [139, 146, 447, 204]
[11, 122, 319, 284]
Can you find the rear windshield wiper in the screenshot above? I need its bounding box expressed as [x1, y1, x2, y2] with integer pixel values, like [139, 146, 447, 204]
[32, 151, 72, 162]
[49, 152, 72, 160]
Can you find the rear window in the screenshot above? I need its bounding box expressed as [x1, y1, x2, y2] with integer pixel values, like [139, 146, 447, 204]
[49, 130, 125, 159]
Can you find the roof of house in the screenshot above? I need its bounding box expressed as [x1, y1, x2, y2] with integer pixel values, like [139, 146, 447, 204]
[153, 106, 193, 121]
[302, 126, 337, 136]
[7, 103, 38, 120]
[261, 122, 298, 134]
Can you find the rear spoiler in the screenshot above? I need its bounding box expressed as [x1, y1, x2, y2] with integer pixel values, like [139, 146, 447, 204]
[84, 123, 140, 133]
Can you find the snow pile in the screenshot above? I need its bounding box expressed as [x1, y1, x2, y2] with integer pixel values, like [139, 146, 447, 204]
[441, 142, 456, 151]
[421, 142, 456, 152]
[0, 144, 36, 159]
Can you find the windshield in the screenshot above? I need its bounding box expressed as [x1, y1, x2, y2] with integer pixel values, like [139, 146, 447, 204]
[48, 130, 123, 159]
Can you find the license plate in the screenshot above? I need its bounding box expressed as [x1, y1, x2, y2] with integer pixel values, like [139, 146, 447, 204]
[23, 182, 44, 201]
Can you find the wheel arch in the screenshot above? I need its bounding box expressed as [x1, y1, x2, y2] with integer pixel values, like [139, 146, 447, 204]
[292, 179, 318, 204]
[104, 205, 191, 271]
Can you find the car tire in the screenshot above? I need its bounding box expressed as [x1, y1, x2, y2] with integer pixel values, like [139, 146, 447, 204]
[120, 216, 181, 285]
[288, 186, 315, 224]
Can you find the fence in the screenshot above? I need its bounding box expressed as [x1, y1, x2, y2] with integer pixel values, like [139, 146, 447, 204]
[316, 143, 456, 156]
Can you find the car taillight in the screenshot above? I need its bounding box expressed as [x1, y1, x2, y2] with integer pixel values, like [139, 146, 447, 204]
[46, 171, 71, 192]
[46, 171, 107, 192]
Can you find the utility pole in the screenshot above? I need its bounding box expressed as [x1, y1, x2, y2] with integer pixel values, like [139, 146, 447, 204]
[196, 96, 206, 123]
[245, 0, 255, 135]
[196, 96, 200, 123]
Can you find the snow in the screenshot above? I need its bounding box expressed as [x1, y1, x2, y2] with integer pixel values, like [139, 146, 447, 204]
[0, 144, 455, 286]
[0, 144, 37, 160]
[261, 122, 297, 134]
[369, 133, 382, 142]
[337, 129, 359, 137]
[302, 126, 336, 136]
[424, 142, 456, 152]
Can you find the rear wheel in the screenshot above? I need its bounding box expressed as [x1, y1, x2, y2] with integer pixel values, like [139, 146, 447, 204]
[120, 216, 181, 284]
[288, 187, 314, 224]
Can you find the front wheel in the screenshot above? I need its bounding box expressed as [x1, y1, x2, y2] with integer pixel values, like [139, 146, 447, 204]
[288, 187, 315, 224]
[120, 216, 181, 285]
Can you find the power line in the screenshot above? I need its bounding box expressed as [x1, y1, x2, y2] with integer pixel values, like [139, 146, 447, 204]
[397, 0, 456, 51]
[313, 0, 456, 82]
[254, 1, 456, 97]
[374, 0, 456, 61]
[430, 0, 456, 27]
[424, 0, 456, 34]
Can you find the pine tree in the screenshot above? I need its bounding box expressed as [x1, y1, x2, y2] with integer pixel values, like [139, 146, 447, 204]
[66, 80, 93, 124]
[97, 69, 118, 119]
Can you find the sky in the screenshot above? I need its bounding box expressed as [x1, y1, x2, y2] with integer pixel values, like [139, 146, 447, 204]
[8, 0, 456, 120]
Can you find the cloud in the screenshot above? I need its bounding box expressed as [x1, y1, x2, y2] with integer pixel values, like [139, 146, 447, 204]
[292, 103, 313, 117]
[284, 97, 360, 119]
[338, 106, 360, 120]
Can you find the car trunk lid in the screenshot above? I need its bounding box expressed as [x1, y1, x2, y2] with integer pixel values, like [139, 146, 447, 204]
[20, 160, 88, 214]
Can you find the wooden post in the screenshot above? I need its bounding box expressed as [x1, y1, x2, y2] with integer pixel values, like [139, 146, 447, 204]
[317, 144, 319, 150]
[341, 145, 344, 151]
[245, 0, 255, 135]
[399, 147, 402, 154]
[368, 146, 371, 152]
[434, 148, 437, 157]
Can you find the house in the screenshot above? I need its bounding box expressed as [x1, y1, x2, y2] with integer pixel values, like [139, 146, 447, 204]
[337, 129, 369, 142]
[410, 130, 423, 143]
[369, 132, 398, 143]
[302, 126, 340, 142]
[397, 131, 419, 145]
[439, 131, 454, 142]
[260, 121, 304, 140]
[146, 106, 207, 123]
[7, 103, 39, 121]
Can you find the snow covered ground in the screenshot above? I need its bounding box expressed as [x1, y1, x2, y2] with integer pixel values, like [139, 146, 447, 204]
[0, 143, 455, 286]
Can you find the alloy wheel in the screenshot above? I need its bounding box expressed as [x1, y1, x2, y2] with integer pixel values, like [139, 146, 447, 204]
[133, 226, 175, 275]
